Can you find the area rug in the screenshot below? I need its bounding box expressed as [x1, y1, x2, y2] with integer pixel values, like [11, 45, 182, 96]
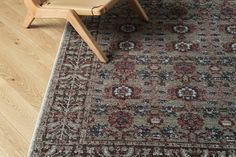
[28, 0, 236, 156]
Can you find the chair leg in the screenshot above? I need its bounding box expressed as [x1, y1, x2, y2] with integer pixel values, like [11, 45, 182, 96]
[129, 0, 149, 22]
[67, 10, 108, 63]
[24, 11, 35, 28]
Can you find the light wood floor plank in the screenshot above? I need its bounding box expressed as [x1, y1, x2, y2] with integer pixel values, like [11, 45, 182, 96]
[0, 77, 38, 141]
[0, 113, 29, 157]
[0, 147, 10, 157]
[0, 0, 65, 156]
[0, 2, 64, 56]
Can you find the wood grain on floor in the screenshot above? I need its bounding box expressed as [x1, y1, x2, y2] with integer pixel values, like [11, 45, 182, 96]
[0, 0, 65, 156]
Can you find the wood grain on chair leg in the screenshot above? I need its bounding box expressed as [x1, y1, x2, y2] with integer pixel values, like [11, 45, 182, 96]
[24, 11, 35, 28]
[67, 10, 109, 63]
[129, 0, 149, 22]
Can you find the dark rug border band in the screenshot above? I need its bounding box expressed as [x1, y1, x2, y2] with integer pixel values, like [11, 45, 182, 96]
[27, 23, 71, 157]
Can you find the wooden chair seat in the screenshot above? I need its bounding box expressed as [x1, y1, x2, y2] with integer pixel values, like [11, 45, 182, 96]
[42, 0, 119, 15]
[23, 0, 149, 63]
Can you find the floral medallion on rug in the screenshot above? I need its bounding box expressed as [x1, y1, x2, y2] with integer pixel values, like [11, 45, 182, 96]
[29, 0, 236, 156]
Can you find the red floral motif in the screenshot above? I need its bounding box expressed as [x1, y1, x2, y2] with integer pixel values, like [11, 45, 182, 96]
[174, 62, 196, 74]
[105, 84, 142, 100]
[219, 24, 236, 35]
[115, 61, 135, 73]
[166, 41, 200, 52]
[178, 113, 204, 131]
[108, 111, 133, 129]
[221, 7, 236, 17]
[119, 23, 137, 33]
[113, 60, 135, 81]
[165, 23, 196, 34]
[168, 86, 207, 101]
[170, 5, 188, 17]
[110, 40, 143, 51]
[223, 42, 236, 52]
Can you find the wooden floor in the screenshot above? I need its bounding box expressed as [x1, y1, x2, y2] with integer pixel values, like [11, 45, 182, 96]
[0, 0, 65, 156]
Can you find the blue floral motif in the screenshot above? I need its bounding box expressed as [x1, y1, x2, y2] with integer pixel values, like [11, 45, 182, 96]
[207, 101, 218, 105]
[134, 125, 151, 138]
[222, 72, 234, 81]
[218, 57, 233, 65]
[137, 70, 150, 80]
[163, 126, 178, 138]
[94, 104, 108, 115]
[229, 108, 236, 119]
[159, 71, 172, 81]
[90, 124, 108, 137]
[198, 72, 211, 81]
[136, 55, 149, 64]
[222, 134, 236, 143]
[99, 69, 110, 79]
[161, 106, 176, 117]
[195, 57, 211, 65]
[134, 105, 149, 116]
[203, 107, 219, 118]
[159, 56, 173, 65]
[206, 127, 222, 141]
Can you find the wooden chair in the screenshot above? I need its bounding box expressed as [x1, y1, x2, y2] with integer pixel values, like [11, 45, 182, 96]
[23, 0, 149, 63]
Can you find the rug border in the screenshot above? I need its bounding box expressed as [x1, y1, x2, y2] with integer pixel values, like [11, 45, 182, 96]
[27, 23, 70, 157]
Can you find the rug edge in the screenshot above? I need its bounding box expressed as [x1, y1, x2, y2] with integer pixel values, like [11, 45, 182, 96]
[27, 23, 70, 157]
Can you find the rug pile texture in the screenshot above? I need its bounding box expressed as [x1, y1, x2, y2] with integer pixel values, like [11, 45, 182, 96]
[29, 0, 236, 156]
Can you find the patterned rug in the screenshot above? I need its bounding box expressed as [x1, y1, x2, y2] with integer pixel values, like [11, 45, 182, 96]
[28, 0, 236, 156]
